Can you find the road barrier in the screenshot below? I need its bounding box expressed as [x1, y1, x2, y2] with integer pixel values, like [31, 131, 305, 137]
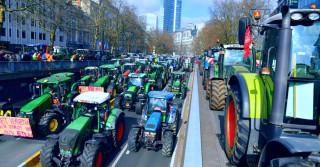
[0, 60, 112, 73]
[17, 151, 42, 167]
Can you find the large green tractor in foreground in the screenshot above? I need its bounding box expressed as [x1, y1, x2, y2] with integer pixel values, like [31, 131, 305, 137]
[114, 73, 151, 114]
[19, 76, 78, 136]
[168, 72, 187, 99]
[40, 91, 125, 167]
[223, 7, 320, 167]
[207, 44, 254, 111]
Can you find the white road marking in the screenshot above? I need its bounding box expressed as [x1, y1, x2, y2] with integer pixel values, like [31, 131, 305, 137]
[110, 143, 128, 167]
[16, 138, 20, 140]
[126, 150, 130, 154]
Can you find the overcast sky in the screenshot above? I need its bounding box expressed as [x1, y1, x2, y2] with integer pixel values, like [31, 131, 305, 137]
[126, 0, 211, 28]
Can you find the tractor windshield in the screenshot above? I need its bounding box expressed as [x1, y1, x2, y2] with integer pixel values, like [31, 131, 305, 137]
[128, 78, 143, 87]
[148, 98, 166, 114]
[111, 60, 120, 66]
[123, 65, 134, 72]
[289, 21, 320, 80]
[85, 69, 98, 78]
[224, 49, 251, 66]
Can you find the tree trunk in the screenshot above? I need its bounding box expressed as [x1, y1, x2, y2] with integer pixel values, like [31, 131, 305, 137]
[50, 29, 56, 53]
[94, 27, 98, 50]
[127, 42, 130, 53]
[0, 4, 5, 36]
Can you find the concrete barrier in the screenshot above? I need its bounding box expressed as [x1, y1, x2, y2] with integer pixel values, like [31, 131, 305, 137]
[17, 151, 42, 167]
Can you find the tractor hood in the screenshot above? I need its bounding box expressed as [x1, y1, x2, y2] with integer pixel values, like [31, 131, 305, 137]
[81, 75, 91, 81]
[94, 75, 109, 87]
[231, 66, 249, 74]
[20, 94, 51, 112]
[124, 86, 137, 99]
[145, 112, 161, 132]
[173, 80, 181, 87]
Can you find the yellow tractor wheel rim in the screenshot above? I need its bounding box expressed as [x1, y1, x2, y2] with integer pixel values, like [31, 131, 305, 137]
[113, 88, 116, 97]
[49, 119, 58, 132]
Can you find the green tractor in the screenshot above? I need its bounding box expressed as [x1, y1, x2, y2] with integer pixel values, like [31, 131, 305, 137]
[148, 65, 169, 89]
[19, 76, 78, 136]
[158, 61, 171, 74]
[100, 64, 124, 97]
[183, 58, 193, 72]
[40, 91, 125, 167]
[114, 73, 152, 115]
[138, 59, 149, 73]
[207, 44, 254, 111]
[223, 7, 320, 166]
[168, 72, 188, 99]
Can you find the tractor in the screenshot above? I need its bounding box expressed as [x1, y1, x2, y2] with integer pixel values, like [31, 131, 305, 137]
[128, 91, 180, 157]
[223, 6, 320, 167]
[100, 64, 124, 97]
[207, 44, 254, 111]
[202, 48, 220, 91]
[148, 65, 168, 90]
[138, 59, 149, 73]
[183, 58, 193, 72]
[18, 76, 78, 137]
[122, 63, 138, 74]
[114, 73, 152, 114]
[158, 61, 172, 75]
[40, 91, 125, 167]
[168, 72, 187, 99]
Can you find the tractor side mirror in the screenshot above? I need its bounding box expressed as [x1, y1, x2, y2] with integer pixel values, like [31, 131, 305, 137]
[238, 17, 251, 45]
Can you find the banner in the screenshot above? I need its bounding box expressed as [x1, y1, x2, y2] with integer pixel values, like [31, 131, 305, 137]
[79, 86, 104, 93]
[0, 116, 33, 138]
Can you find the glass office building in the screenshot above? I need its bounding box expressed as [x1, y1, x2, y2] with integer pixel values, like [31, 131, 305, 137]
[163, 0, 182, 33]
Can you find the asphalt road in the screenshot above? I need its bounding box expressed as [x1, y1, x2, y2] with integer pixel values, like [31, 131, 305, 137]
[0, 70, 190, 167]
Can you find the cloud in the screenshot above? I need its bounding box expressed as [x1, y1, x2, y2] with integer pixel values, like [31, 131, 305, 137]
[126, 0, 162, 15]
[181, 17, 210, 29]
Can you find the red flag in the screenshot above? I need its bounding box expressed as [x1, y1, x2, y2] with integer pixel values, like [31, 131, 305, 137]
[244, 25, 252, 59]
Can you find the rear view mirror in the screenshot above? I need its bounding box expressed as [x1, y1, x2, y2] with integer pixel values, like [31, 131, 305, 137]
[238, 17, 251, 45]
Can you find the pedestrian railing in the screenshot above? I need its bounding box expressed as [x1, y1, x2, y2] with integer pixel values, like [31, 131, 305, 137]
[0, 60, 112, 73]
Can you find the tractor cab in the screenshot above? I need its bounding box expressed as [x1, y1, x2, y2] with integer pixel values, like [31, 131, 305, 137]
[80, 66, 100, 85]
[138, 59, 149, 73]
[169, 72, 187, 98]
[111, 58, 122, 66]
[123, 58, 133, 64]
[100, 64, 121, 77]
[126, 73, 148, 89]
[122, 63, 137, 73]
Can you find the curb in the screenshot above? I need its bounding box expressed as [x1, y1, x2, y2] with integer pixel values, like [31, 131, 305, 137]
[17, 151, 42, 167]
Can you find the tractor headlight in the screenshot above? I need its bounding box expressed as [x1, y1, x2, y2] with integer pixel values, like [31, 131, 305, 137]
[308, 13, 319, 20]
[94, 107, 98, 110]
[291, 13, 303, 20]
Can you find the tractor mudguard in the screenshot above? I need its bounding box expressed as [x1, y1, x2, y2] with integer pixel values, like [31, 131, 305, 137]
[106, 109, 125, 130]
[94, 75, 109, 87]
[228, 74, 251, 118]
[86, 133, 108, 145]
[0, 102, 13, 116]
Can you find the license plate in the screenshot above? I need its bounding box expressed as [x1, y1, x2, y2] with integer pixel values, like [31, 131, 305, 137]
[126, 103, 130, 107]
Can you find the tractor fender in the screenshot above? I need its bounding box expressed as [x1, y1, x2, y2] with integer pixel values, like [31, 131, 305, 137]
[144, 83, 151, 94]
[228, 73, 251, 118]
[67, 92, 80, 104]
[106, 109, 125, 130]
[259, 133, 320, 165]
[0, 102, 13, 116]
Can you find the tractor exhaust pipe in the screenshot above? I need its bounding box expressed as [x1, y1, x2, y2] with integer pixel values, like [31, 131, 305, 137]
[269, 6, 292, 127]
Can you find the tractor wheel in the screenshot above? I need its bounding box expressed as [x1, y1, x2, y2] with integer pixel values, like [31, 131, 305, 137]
[224, 86, 250, 165]
[40, 138, 59, 167]
[112, 114, 125, 148]
[128, 128, 141, 152]
[114, 97, 122, 109]
[135, 102, 143, 115]
[181, 87, 186, 99]
[79, 144, 103, 167]
[200, 67, 203, 76]
[162, 131, 174, 157]
[210, 80, 226, 111]
[38, 112, 63, 136]
[172, 112, 180, 136]
[157, 79, 163, 90]
[107, 84, 117, 98]
[203, 70, 208, 90]
[206, 80, 213, 100]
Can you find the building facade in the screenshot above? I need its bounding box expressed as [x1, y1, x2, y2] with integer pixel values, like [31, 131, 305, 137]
[163, 0, 182, 33]
[174, 23, 198, 56]
[140, 13, 158, 31]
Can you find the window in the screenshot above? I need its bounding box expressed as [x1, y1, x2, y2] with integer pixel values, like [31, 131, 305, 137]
[261, 28, 279, 79]
[22, 17, 25, 25]
[54, 35, 56, 41]
[34, 32, 36, 39]
[59, 36, 63, 42]
[1, 28, 5, 36]
[9, 0, 11, 8]
[16, 15, 19, 24]
[43, 33, 46, 40]
[17, 30, 19, 38]
[39, 33, 42, 40]
[9, 29, 11, 37]
[31, 19, 34, 26]
[31, 32, 35, 39]
[16, 2, 18, 8]
[22, 31, 26, 38]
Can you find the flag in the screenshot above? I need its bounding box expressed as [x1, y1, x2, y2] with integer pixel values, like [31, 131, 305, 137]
[244, 25, 252, 59]
[104, 43, 107, 50]
[97, 41, 102, 49]
[106, 43, 109, 50]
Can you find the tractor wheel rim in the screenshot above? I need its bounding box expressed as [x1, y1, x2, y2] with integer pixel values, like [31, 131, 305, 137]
[95, 151, 102, 167]
[116, 122, 124, 141]
[113, 88, 116, 97]
[49, 119, 58, 132]
[227, 100, 236, 148]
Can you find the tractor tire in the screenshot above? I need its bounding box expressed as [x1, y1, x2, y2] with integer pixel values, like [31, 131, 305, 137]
[210, 80, 226, 111]
[38, 112, 63, 137]
[172, 112, 180, 136]
[135, 102, 143, 115]
[181, 87, 186, 99]
[107, 84, 117, 98]
[112, 114, 125, 148]
[114, 97, 122, 109]
[128, 128, 141, 152]
[206, 80, 213, 100]
[224, 86, 250, 165]
[40, 138, 59, 167]
[162, 131, 174, 157]
[79, 144, 103, 167]
[203, 70, 208, 90]
[200, 67, 203, 76]
[157, 79, 163, 90]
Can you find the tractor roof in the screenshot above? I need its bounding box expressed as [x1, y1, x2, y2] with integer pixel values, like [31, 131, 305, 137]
[37, 76, 71, 84]
[124, 63, 135, 66]
[51, 72, 75, 77]
[223, 44, 243, 50]
[148, 91, 174, 99]
[100, 64, 119, 68]
[85, 66, 99, 70]
[73, 91, 111, 104]
[151, 65, 163, 68]
[172, 72, 185, 75]
[129, 73, 146, 78]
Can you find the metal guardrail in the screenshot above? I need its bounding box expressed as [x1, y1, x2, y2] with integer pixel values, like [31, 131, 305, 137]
[0, 60, 112, 73]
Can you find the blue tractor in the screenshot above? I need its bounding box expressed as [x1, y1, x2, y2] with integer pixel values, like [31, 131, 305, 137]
[127, 91, 180, 157]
